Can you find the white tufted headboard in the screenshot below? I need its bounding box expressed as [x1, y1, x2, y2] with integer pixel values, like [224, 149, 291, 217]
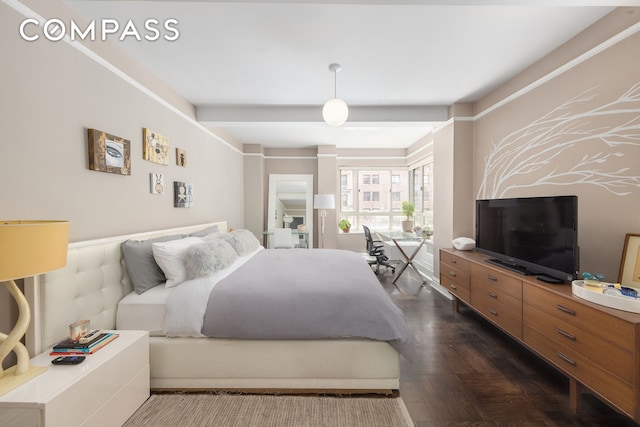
[24, 222, 227, 356]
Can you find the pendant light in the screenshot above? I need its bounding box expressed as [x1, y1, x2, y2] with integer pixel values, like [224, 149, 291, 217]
[322, 63, 349, 126]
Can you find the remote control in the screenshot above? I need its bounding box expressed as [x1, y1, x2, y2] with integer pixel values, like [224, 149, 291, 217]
[52, 356, 86, 365]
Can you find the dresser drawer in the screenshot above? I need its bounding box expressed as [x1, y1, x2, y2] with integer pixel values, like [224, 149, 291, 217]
[441, 271, 470, 302]
[471, 283, 523, 339]
[440, 251, 470, 274]
[524, 303, 633, 384]
[471, 263, 522, 300]
[524, 323, 635, 416]
[524, 284, 634, 352]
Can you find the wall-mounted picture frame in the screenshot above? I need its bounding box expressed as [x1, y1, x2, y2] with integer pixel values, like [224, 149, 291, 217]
[176, 148, 187, 167]
[150, 173, 165, 194]
[619, 233, 640, 287]
[88, 129, 131, 175]
[174, 181, 194, 208]
[143, 128, 170, 165]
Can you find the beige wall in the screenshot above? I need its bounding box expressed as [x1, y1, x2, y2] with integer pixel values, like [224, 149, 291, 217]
[1, 1, 244, 365]
[473, 7, 640, 280]
[2, 2, 245, 241]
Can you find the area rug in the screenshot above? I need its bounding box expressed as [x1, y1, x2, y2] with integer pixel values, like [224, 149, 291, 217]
[124, 393, 414, 427]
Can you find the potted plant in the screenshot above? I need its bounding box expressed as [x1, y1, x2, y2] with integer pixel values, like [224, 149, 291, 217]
[338, 219, 351, 233]
[401, 201, 415, 232]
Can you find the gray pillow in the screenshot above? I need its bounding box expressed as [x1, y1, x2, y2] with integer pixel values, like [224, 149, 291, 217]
[184, 239, 238, 279]
[122, 234, 184, 294]
[190, 225, 219, 237]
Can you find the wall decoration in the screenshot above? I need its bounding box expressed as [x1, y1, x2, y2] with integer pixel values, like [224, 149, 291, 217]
[88, 128, 131, 175]
[143, 128, 170, 165]
[478, 82, 640, 199]
[174, 181, 194, 208]
[619, 233, 640, 287]
[176, 148, 187, 167]
[150, 173, 165, 194]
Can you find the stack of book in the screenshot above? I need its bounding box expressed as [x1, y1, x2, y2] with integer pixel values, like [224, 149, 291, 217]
[50, 331, 119, 355]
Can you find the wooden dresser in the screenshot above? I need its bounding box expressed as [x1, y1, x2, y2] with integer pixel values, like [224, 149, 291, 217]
[440, 248, 640, 422]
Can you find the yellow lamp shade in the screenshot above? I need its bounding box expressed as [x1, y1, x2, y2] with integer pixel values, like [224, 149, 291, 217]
[0, 220, 70, 281]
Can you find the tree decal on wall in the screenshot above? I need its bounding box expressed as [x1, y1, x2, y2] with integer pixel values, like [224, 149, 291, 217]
[478, 82, 640, 199]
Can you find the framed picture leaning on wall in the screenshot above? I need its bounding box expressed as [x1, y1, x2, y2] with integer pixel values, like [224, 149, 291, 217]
[619, 233, 640, 288]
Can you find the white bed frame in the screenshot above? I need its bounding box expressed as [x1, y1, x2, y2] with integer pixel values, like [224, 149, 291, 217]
[24, 222, 400, 393]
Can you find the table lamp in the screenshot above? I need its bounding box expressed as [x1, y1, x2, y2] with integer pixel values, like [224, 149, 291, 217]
[313, 194, 335, 249]
[0, 220, 69, 395]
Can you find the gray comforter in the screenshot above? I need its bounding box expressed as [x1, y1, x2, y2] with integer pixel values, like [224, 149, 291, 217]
[201, 249, 416, 360]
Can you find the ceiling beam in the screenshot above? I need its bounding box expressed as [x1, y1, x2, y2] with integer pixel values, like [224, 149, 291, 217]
[196, 105, 448, 126]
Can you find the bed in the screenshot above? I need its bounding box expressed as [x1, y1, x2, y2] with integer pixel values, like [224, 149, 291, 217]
[24, 222, 413, 393]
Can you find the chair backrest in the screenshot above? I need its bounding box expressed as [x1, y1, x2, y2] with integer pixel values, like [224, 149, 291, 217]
[362, 225, 376, 254]
[273, 228, 293, 248]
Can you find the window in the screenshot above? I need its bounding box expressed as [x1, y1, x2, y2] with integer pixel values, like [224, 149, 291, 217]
[341, 171, 355, 212]
[413, 168, 422, 209]
[410, 158, 434, 228]
[339, 169, 409, 230]
[422, 164, 433, 213]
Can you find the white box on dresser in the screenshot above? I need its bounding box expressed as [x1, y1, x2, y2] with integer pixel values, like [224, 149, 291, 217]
[0, 330, 149, 427]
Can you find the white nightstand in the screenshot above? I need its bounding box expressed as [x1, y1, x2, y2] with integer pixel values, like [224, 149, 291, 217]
[0, 330, 149, 427]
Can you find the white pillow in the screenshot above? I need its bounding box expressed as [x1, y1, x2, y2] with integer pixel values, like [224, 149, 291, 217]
[152, 236, 203, 288]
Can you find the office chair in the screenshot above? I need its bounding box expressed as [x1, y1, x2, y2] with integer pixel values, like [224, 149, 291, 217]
[363, 225, 395, 275]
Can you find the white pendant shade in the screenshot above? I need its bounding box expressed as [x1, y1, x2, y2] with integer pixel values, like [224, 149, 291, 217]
[322, 97, 349, 126]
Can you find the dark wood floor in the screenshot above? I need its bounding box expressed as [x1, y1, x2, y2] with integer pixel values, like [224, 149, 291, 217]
[377, 265, 639, 427]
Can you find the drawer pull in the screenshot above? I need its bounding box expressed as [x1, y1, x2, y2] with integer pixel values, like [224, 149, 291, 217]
[557, 328, 576, 341]
[489, 309, 498, 316]
[449, 271, 457, 277]
[487, 275, 497, 281]
[557, 351, 576, 366]
[450, 284, 457, 290]
[556, 305, 576, 316]
[487, 292, 498, 299]
[450, 259, 457, 264]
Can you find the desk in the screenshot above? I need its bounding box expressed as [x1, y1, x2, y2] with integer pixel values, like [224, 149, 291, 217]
[262, 229, 309, 248]
[376, 230, 428, 285]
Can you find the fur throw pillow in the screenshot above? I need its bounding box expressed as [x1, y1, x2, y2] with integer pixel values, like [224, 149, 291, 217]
[207, 229, 260, 256]
[184, 239, 238, 279]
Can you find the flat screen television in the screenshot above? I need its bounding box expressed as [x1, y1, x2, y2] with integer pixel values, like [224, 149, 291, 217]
[475, 196, 578, 283]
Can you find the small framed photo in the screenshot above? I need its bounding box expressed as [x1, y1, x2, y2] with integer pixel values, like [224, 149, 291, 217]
[176, 148, 187, 167]
[68, 319, 90, 342]
[174, 181, 194, 208]
[143, 128, 170, 165]
[150, 173, 165, 194]
[619, 233, 640, 287]
[88, 129, 131, 175]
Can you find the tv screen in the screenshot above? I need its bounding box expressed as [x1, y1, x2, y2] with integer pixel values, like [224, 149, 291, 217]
[475, 196, 578, 282]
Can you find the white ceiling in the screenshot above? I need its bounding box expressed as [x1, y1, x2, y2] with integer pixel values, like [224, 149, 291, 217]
[65, 0, 633, 149]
